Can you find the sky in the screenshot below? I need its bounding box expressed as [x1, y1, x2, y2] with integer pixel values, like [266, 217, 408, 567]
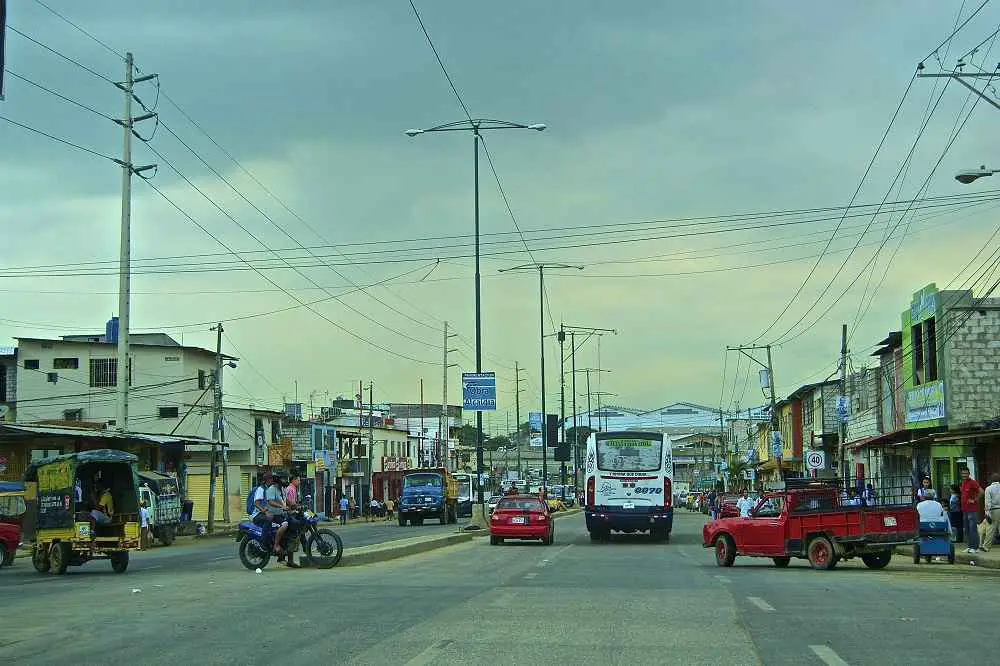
[2, 1, 1000, 429]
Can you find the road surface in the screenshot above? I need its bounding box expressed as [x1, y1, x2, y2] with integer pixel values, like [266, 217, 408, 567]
[2, 511, 997, 664]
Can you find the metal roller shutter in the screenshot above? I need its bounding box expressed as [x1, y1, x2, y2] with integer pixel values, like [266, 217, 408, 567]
[187, 474, 223, 523]
[240, 472, 251, 518]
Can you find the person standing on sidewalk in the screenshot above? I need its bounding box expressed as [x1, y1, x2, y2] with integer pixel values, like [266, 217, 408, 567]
[979, 473, 1000, 552]
[948, 484, 964, 543]
[339, 494, 349, 525]
[960, 467, 984, 553]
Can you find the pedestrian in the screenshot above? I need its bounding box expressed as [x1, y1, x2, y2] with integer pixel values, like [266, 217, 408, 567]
[139, 500, 151, 550]
[384, 497, 395, 522]
[948, 483, 964, 543]
[736, 490, 755, 518]
[707, 490, 718, 520]
[980, 473, 1000, 552]
[960, 467, 984, 553]
[916, 476, 934, 502]
[339, 494, 349, 525]
[862, 483, 877, 507]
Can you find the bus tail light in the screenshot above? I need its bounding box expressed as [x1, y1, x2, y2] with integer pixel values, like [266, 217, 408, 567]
[664, 478, 672, 508]
[586, 477, 595, 507]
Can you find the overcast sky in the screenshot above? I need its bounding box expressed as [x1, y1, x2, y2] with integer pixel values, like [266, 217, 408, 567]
[3, 1, 1000, 429]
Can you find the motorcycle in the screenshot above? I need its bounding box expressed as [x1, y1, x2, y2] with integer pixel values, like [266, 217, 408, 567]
[237, 503, 343, 571]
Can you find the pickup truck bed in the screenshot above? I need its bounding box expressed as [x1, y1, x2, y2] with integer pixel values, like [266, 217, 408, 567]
[703, 487, 918, 571]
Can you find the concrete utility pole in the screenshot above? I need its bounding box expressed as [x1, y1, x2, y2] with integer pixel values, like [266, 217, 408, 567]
[368, 381, 374, 503]
[558, 325, 566, 498]
[514, 361, 525, 480]
[727, 345, 779, 481]
[562, 325, 616, 489]
[208, 323, 228, 532]
[839, 324, 849, 484]
[114, 52, 156, 432]
[441, 321, 458, 470]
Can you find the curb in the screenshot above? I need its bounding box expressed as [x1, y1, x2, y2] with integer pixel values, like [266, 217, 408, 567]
[895, 544, 1000, 569]
[339, 532, 474, 567]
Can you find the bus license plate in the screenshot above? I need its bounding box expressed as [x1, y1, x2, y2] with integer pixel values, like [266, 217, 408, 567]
[623, 502, 635, 510]
[511, 516, 526, 524]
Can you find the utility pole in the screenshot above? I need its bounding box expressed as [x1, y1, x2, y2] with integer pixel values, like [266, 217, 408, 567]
[208, 322, 228, 532]
[558, 324, 567, 499]
[114, 52, 156, 432]
[514, 361, 525, 481]
[368, 382, 374, 504]
[441, 322, 458, 470]
[839, 323, 849, 484]
[570, 333, 578, 492]
[727, 345, 779, 482]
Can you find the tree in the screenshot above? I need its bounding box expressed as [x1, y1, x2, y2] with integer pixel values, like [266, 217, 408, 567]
[457, 424, 483, 449]
[484, 435, 511, 452]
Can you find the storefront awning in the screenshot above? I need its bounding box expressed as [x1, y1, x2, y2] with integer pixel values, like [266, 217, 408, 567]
[845, 429, 912, 450]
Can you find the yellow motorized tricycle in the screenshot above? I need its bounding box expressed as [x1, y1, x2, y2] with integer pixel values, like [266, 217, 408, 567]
[24, 449, 142, 575]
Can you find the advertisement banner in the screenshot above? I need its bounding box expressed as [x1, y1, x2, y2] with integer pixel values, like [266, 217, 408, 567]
[905, 380, 945, 424]
[529, 412, 543, 448]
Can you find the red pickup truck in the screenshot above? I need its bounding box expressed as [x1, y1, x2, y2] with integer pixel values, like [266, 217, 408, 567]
[702, 482, 917, 571]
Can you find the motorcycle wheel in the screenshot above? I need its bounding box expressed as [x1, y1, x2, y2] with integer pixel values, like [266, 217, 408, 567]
[238, 536, 271, 571]
[304, 528, 343, 569]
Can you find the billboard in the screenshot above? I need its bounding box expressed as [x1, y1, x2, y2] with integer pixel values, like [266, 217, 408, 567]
[529, 411, 543, 448]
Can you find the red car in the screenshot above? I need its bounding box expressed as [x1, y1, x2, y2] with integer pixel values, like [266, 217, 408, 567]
[489, 496, 554, 545]
[718, 494, 740, 518]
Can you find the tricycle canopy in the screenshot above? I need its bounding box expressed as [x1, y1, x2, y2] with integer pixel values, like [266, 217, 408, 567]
[23, 449, 140, 530]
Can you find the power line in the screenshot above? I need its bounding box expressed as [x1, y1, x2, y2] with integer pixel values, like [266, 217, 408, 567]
[921, 0, 991, 63]
[752, 71, 918, 344]
[5, 25, 117, 84]
[0, 113, 117, 161]
[407, 0, 472, 121]
[30, 0, 125, 61]
[4, 69, 116, 120]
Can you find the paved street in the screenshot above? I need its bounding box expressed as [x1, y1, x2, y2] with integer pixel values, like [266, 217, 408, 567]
[3, 511, 998, 665]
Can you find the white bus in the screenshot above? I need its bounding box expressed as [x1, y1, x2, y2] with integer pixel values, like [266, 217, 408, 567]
[584, 431, 673, 542]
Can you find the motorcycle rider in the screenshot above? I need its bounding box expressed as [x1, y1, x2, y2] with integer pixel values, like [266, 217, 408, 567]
[275, 474, 303, 553]
[267, 475, 289, 554]
[250, 473, 274, 529]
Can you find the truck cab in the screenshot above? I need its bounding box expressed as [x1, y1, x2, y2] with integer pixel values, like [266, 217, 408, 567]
[398, 468, 458, 526]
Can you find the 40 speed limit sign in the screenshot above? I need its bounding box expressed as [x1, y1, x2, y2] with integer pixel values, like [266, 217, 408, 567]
[805, 450, 826, 471]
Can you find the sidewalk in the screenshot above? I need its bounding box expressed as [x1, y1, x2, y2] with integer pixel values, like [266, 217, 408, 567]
[896, 542, 1000, 569]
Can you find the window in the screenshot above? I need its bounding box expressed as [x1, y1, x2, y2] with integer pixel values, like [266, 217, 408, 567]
[911, 324, 924, 385]
[198, 369, 208, 390]
[158, 406, 179, 419]
[89, 358, 117, 388]
[0, 366, 6, 401]
[23, 359, 39, 370]
[47, 372, 58, 384]
[926, 317, 938, 382]
[271, 419, 281, 444]
[53, 358, 79, 370]
[63, 409, 83, 421]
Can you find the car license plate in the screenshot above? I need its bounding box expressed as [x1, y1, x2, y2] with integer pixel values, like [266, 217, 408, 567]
[511, 516, 527, 524]
[883, 516, 897, 527]
[623, 502, 635, 510]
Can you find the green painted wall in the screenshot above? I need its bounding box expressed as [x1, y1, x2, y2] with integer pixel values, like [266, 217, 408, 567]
[901, 283, 947, 430]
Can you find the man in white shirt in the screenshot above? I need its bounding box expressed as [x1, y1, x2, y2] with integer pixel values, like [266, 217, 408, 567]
[980, 473, 1000, 552]
[736, 491, 756, 518]
[916, 489, 947, 523]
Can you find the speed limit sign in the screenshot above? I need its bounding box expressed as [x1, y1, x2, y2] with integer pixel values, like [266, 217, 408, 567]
[805, 450, 826, 471]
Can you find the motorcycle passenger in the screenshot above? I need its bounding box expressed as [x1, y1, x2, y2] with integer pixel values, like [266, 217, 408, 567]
[278, 474, 303, 546]
[250, 473, 274, 530]
[268, 475, 290, 554]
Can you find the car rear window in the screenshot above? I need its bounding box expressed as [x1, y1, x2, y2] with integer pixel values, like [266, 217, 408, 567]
[497, 498, 545, 511]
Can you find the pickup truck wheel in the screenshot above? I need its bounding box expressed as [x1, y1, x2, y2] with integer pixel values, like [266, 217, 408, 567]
[861, 550, 892, 570]
[715, 535, 736, 567]
[772, 556, 791, 568]
[912, 544, 921, 564]
[807, 536, 836, 570]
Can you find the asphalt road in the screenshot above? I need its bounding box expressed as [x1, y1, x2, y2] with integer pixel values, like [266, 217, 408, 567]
[0, 518, 457, 590]
[2, 511, 998, 664]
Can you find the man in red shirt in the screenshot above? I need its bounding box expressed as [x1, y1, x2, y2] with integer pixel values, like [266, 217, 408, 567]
[960, 467, 984, 553]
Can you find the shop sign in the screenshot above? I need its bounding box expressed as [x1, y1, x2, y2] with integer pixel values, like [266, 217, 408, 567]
[381, 456, 411, 472]
[905, 380, 945, 424]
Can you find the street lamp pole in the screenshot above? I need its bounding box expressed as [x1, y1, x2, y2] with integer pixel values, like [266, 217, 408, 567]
[499, 262, 582, 494]
[405, 119, 545, 507]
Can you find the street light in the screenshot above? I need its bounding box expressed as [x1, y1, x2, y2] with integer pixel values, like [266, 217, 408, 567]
[499, 262, 583, 493]
[955, 165, 1000, 184]
[405, 118, 546, 508]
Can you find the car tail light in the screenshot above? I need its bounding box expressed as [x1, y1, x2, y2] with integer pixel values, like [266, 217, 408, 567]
[586, 477, 595, 507]
[491, 512, 501, 521]
[664, 478, 672, 508]
[537, 512, 547, 522]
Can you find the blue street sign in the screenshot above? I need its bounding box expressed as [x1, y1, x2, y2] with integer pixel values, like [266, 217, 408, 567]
[462, 372, 497, 412]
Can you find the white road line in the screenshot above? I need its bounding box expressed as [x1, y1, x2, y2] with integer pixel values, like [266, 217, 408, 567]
[212, 555, 232, 561]
[405, 639, 454, 666]
[141, 565, 164, 571]
[746, 596, 775, 611]
[714, 575, 731, 584]
[524, 572, 538, 579]
[810, 645, 849, 666]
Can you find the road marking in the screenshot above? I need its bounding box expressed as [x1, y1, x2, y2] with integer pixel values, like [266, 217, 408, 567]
[714, 575, 731, 584]
[524, 572, 538, 579]
[678, 550, 689, 558]
[810, 645, 849, 666]
[746, 596, 775, 611]
[405, 639, 454, 666]
[141, 565, 163, 571]
[212, 555, 232, 561]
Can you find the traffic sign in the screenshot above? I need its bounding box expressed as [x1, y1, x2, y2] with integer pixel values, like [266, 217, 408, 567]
[805, 449, 826, 471]
[462, 372, 497, 411]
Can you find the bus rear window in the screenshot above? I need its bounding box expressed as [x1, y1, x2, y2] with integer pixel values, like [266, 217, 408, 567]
[597, 437, 662, 471]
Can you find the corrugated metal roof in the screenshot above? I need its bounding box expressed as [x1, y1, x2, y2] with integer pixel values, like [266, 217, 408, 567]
[0, 423, 216, 446]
